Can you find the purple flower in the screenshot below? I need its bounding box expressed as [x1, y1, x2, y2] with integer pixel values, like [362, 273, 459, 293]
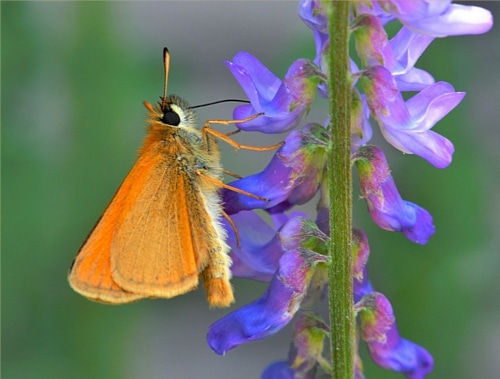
[388, 26, 435, 91]
[290, 312, 330, 374]
[352, 229, 369, 283]
[226, 52, 323, 133]
[352, 229, 374, 303]
[314, 179, 329, 234]
[352, 231, 433, 378]
[262, 361, 295, 379]
[359, 65, 464, 168]
[263, 312, 331, 379]
[298, 0, 327, 32]
[353, 146, 435, 244]
[352, 15, 435, 91]
[352, 14, 393, 68]
[312, 29, 329, 97]
[207, 218, 329, 355]
[356, 293, 434, 379]
[207, 271, 300, 355]
[351, 90, 373, 153]
[377, 0, 493, 37]
[222, 210, 284, 282]
[223, 123, 328, 214]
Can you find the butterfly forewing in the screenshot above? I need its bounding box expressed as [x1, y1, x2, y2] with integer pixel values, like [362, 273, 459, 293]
[68, 164, 147, 304]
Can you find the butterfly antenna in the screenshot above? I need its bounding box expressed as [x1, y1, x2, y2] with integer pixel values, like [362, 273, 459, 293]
[161, 47, 171, 109]
[191, 99, 250, 109]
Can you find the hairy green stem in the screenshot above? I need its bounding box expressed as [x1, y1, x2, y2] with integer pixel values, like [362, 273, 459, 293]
[327, 2, 354, 378]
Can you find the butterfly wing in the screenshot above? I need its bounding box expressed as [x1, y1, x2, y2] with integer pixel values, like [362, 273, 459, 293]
[68, 141, 205, 303]
[70, 136, 233, 306]
[109, 140, 224, 300]
[68, 158, 149, 304]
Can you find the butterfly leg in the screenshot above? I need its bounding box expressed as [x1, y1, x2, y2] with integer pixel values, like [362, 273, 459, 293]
[201, 114, 284, 152]
[196, 171, 268, 202]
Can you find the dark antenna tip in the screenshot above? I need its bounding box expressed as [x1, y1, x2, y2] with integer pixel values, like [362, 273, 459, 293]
[161, 47, 171, 108]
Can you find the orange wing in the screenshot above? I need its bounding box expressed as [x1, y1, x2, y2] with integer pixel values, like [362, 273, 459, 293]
[110, 153, 206, 299]
[68, 156, 148, 304]
[69, 143, 204, 303]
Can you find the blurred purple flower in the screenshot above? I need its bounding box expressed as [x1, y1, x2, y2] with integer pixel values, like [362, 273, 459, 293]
[377, 0, 493, 37]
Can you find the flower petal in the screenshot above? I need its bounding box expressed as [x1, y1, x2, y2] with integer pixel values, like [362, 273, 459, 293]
[223, 123, 328, 214]
[223, 211, 284, 282]
[227, 53, 322, 133]
[298, 0, 327, 32]
[207, 248, 327, 355]
[262, 361, 295, 379]
[360, 66, 461, 168]
[353, 146, 435, 244]
[357, 292, 434, 379]
[207, 218, 328, 355]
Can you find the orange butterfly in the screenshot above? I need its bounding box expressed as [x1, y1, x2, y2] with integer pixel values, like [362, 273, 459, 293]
[69, 48, 280, 307]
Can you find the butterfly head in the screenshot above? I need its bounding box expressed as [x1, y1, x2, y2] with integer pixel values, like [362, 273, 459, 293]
[144, 95, 197, 129]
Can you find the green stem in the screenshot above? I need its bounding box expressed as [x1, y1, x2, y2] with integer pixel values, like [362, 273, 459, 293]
[327, 1, 354, 379]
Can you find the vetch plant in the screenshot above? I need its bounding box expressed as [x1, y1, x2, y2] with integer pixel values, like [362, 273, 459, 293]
[207, 1, 493, 378]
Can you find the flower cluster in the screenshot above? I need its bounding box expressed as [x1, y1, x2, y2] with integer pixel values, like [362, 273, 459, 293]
[207, 1, 492, 378]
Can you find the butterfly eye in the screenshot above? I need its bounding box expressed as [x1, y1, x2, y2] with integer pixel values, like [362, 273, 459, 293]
[162, 110, 181, 126]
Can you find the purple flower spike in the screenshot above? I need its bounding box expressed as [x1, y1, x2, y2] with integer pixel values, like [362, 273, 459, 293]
[204, 2, 492, 375]
[360, 65, 464, 168]
[353, 146, 435, 244]
[356, 293, 434, 379]
[226, 52, 322, 133]
[223, 123, 328, 214]
[207, 219, 329, 355]
[378, 0, 493, 37]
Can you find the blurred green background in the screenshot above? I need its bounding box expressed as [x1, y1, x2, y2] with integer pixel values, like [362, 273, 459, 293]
[2, 2, 499, 378]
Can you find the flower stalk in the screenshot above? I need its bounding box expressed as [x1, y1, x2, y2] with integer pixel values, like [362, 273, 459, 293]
[327, 2, 354, 379]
